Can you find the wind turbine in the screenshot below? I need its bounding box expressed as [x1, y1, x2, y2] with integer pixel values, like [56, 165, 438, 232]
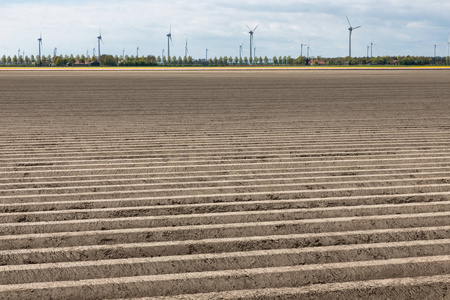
[97, 28, 103, 58]
[206, 48, 209, 61]
[167, 24, 172, 58]
[239, 42, 245, 60]
[185, 39, 188, 59]
[54, 47, 57, 57]
[370, 41, 376, 57]
[307, 44, 311, 64]
[247, 25, 258, 62]
[38, 33, 43, 61]
[434, 41, 440, 59]
[122, 49, 125, 60]
[446, 34, 450, 64]
[300, 37, 306, 57]
[346, 16, 361, 57]
[136, 46, 141, 58]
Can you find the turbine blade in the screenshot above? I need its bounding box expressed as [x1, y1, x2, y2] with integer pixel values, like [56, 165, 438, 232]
[246, 25, 251, 31]
[354, 26, 361, 30]
[253, 25, 259, 31]
[346, 16, 352, 27]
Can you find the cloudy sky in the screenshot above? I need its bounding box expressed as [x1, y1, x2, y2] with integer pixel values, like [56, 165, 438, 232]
[0, 0, 449, 59]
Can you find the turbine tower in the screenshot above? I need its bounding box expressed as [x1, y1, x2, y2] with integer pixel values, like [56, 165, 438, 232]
[346, 16, 361, 57]
[185, 39, 188, 59]
[97, 29, 103, 58]
[206, 48, 209, 61]
[38, 33, 43, 61]
[239, 42, 245, 60]
[370, 41, 375, 57]
[446, 34, 450, 64]
[307, 44, 311, 64]
[434, 41, 440, 59]
[136, 46, 140, 59]
[300, 37, 306, 57]
[247, 25, 258, 62]
[167, 24, 172, 58]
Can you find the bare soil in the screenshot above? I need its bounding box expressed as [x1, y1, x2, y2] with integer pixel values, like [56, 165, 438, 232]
[0, 69, 449, 299]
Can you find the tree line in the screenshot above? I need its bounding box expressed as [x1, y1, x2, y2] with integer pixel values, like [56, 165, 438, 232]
[0, 53, 449, 67]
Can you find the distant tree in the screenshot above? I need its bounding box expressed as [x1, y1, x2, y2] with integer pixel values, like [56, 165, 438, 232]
[287, 56, 294, 65]
[68, 55, 76, 66]
[156, 56, 161, 63]
[80, 55, 86, 64]
[25, 56, 30, 65]
[218, 56, 224, 65]
[182, 56, 187, 65]
[208, 58, 213, 65]
[228, 56, 233, 65]
[1, 55, 6, 64]
[264, 56, 269, 65]
[99, 55, 116, 66]
[177, 56, 182, 65]
[283, 56, 287, 64]
[12, 55, 17, 65]
[171, 56, 176, 65]
[30, 55, 35, 63]
[278, 56, 283, 65]
[162, 56, 167, 64]
[18, 55, 23, 64]
[239, 57, 243, 65]
[273, 56, 278, 65]
[243, 56, 248, 64]
[6, 56, 11, 65]
[234, 56, 238, 65]
[295, 56, 306, 65]
[213, 57, 218, 65]
[249, 56, 253, 64]
[188, 56, 193, 64]
[54, 57, 65, 66]
[259, 56, 263, 65]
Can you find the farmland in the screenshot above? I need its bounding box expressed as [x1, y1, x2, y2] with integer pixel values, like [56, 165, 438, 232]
[0, 69, 449, 299]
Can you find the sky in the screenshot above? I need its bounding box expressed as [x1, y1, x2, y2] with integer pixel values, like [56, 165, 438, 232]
[0, 0, 449, 59]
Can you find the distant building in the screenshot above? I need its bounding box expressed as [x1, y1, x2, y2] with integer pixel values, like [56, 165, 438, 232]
[309, 59, 326, 65]
[74, 59, 89, 66]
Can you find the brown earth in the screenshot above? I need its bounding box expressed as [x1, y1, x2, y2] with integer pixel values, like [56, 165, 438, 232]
[0, 69, 449, 299]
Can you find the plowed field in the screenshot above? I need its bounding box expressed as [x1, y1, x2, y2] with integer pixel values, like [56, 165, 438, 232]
[0, 69, 449, 299]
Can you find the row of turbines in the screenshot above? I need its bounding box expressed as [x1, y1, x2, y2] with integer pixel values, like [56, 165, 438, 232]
[33, 17, 450, 61]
